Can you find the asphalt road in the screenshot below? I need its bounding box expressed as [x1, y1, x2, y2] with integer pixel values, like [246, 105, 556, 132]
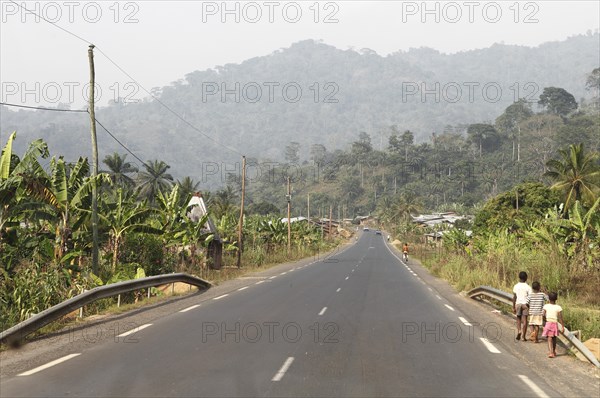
[1, 232, 560, 397]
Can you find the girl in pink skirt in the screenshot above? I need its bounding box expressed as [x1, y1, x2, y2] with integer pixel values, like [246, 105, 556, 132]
[542, 292, 564, 358]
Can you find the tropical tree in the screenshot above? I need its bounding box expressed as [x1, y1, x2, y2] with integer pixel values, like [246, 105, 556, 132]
[98, 188, 159, 272]
[538, 87, 578, 118]
[22, 155, 109, 262]
[101, 152, 138, 189]
[136, 160, 174, 204]
[545, 143, 600, 209]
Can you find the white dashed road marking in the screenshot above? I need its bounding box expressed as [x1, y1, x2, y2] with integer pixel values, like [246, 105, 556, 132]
[213, 294, 229, 300]
[179, 304, 200, 313]
[18, 353, 81, 376]
[479, 337, 501, 353]
[518, 375, 550, 398]
[436, 295, 442, 300]
[444, 304, 455, 311]
[256, 280, 265, 285]
[318, 307, 327, 316]
[237, 286, 249, 291]
[117, 323, 153, 338]
[336, 288, 341, 292]
[458, 317, 472, 326]
[272, 357, 295, 381]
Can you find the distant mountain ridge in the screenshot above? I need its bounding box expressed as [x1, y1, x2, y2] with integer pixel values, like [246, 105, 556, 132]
[1, 33, 599, 185]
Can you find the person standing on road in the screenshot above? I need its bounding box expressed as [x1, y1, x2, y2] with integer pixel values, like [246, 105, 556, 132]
[527, 281, 547, 343]
[512, 271, 531, 341]
[542, 292, 564, 358]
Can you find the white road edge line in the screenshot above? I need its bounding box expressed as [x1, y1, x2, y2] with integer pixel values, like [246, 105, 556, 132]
[180, 304, 200, 313]
[518, 375, 550, 398]
[444, 304, 455, 311]
[428, 287, 433, 291]
[479, 337, 501, 353]
[269, 276, 277, 280]
[336, 288, 341, 292]
[213, 294, 229, 300]
[345, 276, 349, 280]
[256, 280, 265, 285]
[280, 272, 287, 275]
[318, 307, 327, 316]
[237, 286, 249, 291]
[272, 357, 295, 381]
[18, 353, 81, 376]
[458, 316, 472, 326]
[117, 323, 152, 338]
[436, 295, 442, 300]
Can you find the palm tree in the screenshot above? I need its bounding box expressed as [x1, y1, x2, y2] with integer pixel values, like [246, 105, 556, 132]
[101, 152, 138, 189]
[177, 176, 201, 206]
[136, 160, 174, 204]
[545, 144, 600, 209]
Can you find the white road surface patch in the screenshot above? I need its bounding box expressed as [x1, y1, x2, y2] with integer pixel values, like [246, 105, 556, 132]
[518, 375, 550, 398]
[444, 304, 455, 311]
[213, 294, 229, 300]
[459, 317, 472, 326]
[318, 307, 327, 316]
[480, 338, 501, 353]
[272, 357, 295, 381]
[117, 323, 153, 338]
[179, 304, 200, 313]
[18, 353, 81, 376]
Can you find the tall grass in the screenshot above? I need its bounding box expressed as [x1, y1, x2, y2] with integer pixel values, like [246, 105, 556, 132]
[417, 233, 600, 339]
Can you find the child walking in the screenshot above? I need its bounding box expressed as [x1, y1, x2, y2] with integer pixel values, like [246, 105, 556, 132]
[512, 271, 531, 341]
[542, 292, 564, 358]
[527, 282, 547, 343]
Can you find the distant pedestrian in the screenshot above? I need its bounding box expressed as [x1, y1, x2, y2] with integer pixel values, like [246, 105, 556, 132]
[512, 271, 531, 341]
[527, 281, 547, 343]
[542, 292, 564, 358]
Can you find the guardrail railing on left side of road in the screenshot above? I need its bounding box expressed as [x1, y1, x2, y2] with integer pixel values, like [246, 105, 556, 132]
[1, 273, 211, 346]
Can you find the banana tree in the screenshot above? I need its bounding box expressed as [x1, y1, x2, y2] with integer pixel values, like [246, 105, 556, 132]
[98, 188, 161, 273]
[22, 155, 110, 262]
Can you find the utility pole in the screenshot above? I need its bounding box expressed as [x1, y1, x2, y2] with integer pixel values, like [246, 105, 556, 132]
[88, 45, 99, 275]
[328, 206, 333, 239]
[287, 176, 291, 254]
[237, 156, 246, 268]
[307, 193, 310, 221]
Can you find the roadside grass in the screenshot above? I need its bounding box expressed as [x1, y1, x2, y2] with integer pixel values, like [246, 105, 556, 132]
[412, 242, 600, 340]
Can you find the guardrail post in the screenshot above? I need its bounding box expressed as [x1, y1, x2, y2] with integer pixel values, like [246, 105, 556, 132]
[117, 294, 121, 307]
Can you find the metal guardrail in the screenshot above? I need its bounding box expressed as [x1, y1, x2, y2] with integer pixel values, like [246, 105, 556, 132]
[1, 273, 211, 346]
[468, 285, 600, 368]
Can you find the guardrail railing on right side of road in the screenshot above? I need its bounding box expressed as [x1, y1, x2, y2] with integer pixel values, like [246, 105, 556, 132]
[467, 285, 599, 368]
[1, 273, 211, 346]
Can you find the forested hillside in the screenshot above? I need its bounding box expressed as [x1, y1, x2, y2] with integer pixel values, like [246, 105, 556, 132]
[1, 33, 599, 188]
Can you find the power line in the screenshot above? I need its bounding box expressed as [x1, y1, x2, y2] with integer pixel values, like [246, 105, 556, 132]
[0, 102, 88, 113]
[93, 117, 157, 177]
[8, 0, 245, 158]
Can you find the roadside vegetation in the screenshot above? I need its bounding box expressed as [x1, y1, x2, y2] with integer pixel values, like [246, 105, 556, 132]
[0, 134, 338, 331]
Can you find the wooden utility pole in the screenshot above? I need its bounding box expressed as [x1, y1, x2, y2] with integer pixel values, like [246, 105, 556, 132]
[237, 156, 246, 268]
[328, 206, 333, 238]
[287, 176, 291, 254]
[88, 45, 99, 275]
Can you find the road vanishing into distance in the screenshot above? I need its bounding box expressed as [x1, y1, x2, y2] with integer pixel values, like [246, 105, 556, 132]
[0, 233, 567, 397]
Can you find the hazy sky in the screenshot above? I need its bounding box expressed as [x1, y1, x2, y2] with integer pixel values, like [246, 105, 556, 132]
[1, 0, 599, 107]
